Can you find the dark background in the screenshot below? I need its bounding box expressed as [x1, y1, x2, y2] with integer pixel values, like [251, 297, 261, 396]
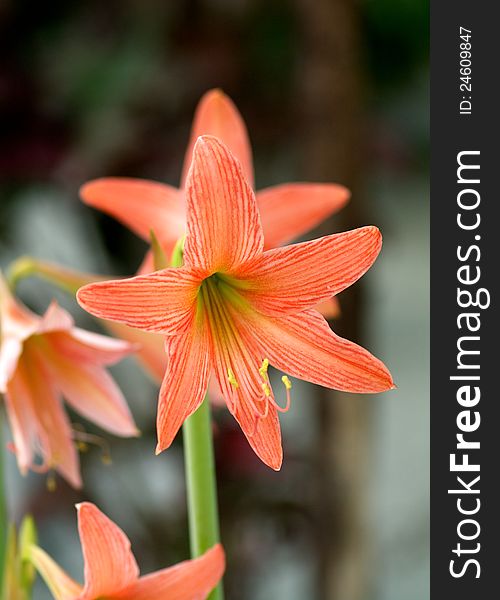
[0, 1, 428, 598]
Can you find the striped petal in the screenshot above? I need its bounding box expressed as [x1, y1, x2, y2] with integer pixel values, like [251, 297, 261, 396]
[182, 89, 253, 187]
[316, 296, 341, 319]
[7, 351, 82, 488]
[236, 226, 382, 316]
[209, 302, 282, 470]
[48, 328, 136, 366]
[156, 319, 211, 453]
[246, 309, 394, 393]
[0, 274, 39, 391]
[104, 322, 166, 383]
[183, 136, 263, 274]
[4, 364, 38, 476]
[231, 385, 282, 471]
[80, 177, 184, 243]
[77, 268, 201, 335]
[78, 503, 139, 599]
[114, 544, 225, 600]
[42, 342, 138, 438]
[257, 183, 350, 248]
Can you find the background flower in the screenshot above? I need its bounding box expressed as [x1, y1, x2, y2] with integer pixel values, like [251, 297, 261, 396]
[29, 502, 225, 600]
[0, 275, 138, 488]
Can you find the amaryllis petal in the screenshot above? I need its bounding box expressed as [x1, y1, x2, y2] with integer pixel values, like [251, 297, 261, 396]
[4, 366, 37, 475]
[136, 249, 155, 275]
[75, 132, 393, 470]
[49, 328, 136, 366]
[208, 301, 282, 470]
[38, 301, 74, 333]
[182, 89, 253, 187]
[114, 544, 225, 600]
[13, 348, 81, 488]
[77, 502, 139, 599]
[183, 136, 264, 274]
[248, 309, 394, 393]
[257, 183, 350, 248]
[1, 278, 136, 486]
[44, 350, 139, 438]
[80, 177, 184, 243]
[77, 268, 200, 335]
[156, 320, 211, 453]
[28, 546, 83, 600]
[104, 322, 166, 383]
[316, 296, 341, 319]
[32, 504, 225, 600]
[28, 361, 81, 488]
[136, 243, 178, 275]
[236, 226, 382, 316]
[0, 276, 68, 392]
[232, 389, 283, 471]
[0, 272, 38, 342]
[0, 337, 23, 394]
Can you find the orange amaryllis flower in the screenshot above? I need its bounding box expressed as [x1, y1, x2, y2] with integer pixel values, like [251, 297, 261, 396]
[80, 88, 347, 317]
[0, 274, 138, 488]
[78, 136, 394, 470]
[29, 502, 225, 600]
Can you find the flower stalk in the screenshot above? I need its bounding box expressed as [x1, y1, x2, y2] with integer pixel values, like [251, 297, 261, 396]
[6, 256, 104, 295]
[168, 240, 224, 600]
[0, 410, 7, 594]
[183, 397, 222, 600]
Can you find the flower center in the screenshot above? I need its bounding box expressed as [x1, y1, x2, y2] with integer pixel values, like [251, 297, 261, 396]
[198, 274, 292, 430]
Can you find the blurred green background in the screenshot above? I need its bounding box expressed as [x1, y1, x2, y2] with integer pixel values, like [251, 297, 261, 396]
[0, 1, 428, 598]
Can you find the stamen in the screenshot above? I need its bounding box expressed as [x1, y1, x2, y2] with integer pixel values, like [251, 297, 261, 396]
[72, 425, 112, 466]
[228, 368, 239, 389]
[259, 358, 269, 379]
[46, 472, 57, 493]
[200, 278, 289, 424]
[280, 376, 292, 412]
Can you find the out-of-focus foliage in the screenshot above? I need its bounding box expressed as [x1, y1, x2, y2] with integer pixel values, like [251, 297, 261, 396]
[363, 0, 429, 86]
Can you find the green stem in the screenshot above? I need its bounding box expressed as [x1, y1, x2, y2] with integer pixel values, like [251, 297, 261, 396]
[6, 256, 104, 295]
[169, 240, 223, 599]
[0, 410, 8, 594]
[183, 399, 223, 600]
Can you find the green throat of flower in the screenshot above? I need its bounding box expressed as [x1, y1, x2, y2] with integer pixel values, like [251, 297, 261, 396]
[197, 273, 292, 430]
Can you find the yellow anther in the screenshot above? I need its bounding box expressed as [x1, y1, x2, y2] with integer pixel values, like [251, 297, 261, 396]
[228, 368, 239, 389]
[72, 426, 112, 466]
[101, 454, 113, 466]
[261, 382, 271, 397]
[259, 358, 270, 379]
[77, 441, 89, 453]
[46, 473, 56, 493]
[282, 376, 292, 390]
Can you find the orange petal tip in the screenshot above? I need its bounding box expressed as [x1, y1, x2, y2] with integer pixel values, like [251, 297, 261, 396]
[203, 87, 226, 100]
[79, 179, 105, 206]
[154, 444, 163, 456]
